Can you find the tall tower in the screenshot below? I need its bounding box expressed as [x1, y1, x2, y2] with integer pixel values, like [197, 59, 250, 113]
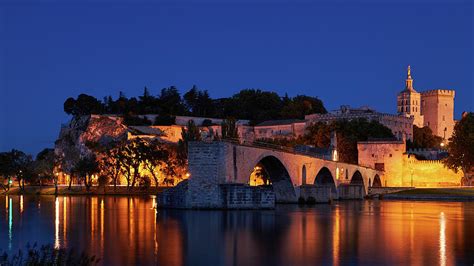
[397, 65, 423, 127]
[420, 89, 455, 140]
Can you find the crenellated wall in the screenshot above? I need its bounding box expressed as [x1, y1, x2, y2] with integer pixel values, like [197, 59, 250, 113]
[357, 140, 463, 187]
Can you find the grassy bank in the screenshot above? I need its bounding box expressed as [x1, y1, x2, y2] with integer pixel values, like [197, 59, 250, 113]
[2, 185, 165, 196]
[383, 187, 474, 200]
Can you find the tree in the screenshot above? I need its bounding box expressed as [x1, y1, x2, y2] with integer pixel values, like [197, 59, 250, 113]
[0, 150, 32, 192]
[117, 138, 146, 190]
[184, 85, 215, 117]
[221, 118, 239, 140]
[34, 148, 57, 193]
[73, 155, 99, 192]
[140, 140, 170, 187]
[443, 112, 474, 185]
[158, 86, 185, 115]
[226, 89, 283, 124]
[63, 94, 103, 116]
[280, 95, 327, 119]
[177, 120, 201, 163]
[407, 125, 443, 149]
[99, 144, 123, 192]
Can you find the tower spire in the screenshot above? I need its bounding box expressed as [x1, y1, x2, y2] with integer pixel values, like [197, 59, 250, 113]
[405, 65, 414, 91]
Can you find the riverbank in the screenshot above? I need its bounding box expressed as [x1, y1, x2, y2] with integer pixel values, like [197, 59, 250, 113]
[2, 186, 165, 196]
[383, 187, 474, 201]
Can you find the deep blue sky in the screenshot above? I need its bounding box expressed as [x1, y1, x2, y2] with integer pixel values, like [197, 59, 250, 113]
[0, 0, 472, 155]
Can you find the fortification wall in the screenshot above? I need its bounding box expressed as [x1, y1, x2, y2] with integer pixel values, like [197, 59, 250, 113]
[358, 141, 463, 187]
[401, 156, 463, 187]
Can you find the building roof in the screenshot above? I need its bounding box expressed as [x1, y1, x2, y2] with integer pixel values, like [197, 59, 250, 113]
[256, 119, 305, 127]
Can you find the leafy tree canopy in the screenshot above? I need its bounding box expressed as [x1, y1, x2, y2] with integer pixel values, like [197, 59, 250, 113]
[444, 112, 474, 177]
[63, 86, 327, 125]
[407, 125, 443, 149]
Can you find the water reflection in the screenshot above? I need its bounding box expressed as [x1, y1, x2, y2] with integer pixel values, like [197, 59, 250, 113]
[440, 212, 446, 266]
[0, 197, 473, 266]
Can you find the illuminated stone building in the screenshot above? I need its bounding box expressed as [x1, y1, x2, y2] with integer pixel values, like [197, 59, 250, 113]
[253, 119, 306, 140]
[305, 106, 414, 141]
[357, 139, 463, 187]
[397, 65, 455, 140]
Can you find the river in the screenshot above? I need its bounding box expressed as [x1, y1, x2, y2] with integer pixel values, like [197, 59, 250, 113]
[1, 195, 473, 265]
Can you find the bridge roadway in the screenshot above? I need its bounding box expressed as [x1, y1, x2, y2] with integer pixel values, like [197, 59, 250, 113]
[188, 141, 384, 203]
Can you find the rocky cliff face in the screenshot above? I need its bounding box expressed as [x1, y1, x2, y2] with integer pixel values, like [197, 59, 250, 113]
[54, 115, 129, 172]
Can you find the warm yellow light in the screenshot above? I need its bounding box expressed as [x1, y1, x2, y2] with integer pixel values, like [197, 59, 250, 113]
[55, 197, 60, 249]
[185, 173, 190, 178]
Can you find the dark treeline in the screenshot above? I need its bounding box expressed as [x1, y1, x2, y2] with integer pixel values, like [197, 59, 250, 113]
[64, 86, 327, 125]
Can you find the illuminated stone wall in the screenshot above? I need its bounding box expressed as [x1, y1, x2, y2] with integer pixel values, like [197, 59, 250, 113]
[357, 140, 463, 187]
[401, 155, 462, 187]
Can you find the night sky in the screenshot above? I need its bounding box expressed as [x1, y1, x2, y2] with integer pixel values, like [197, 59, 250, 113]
[0, 0, 472, 155]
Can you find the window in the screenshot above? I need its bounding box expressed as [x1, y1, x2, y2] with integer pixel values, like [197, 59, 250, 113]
[375, 163, 385, 171]
[389, 154, 392, 157]
[443, 116, 445, 121]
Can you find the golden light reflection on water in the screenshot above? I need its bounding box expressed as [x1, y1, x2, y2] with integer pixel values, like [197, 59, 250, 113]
[19, 195, 23, 214]
[8, 197, 12, 251]
[440, 212, 446, 266]
[63, 197, 67, 246]
[54, 197, 59, 249]
[1, 198, 474, 265]
[332, 206, 340, 266]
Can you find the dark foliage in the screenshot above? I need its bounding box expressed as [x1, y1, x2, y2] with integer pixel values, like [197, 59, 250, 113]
[407, 125, 443, 149]
[0, 243, 99, 266]
[154, 114, 176, 126]
[63, 87, 327, 124]
[444, 112, 474, 175]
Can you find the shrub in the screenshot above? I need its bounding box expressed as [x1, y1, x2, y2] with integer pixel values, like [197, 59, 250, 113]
[0, 243, 100, 266]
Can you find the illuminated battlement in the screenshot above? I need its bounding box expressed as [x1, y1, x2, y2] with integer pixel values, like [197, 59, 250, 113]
[421, 89, 455, 97]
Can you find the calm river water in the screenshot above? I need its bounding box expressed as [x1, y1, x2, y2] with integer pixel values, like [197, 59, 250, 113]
[1, 195, 474, 265]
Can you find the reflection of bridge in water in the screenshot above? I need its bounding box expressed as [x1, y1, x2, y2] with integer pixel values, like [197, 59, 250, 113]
[188, 141, 384, 203]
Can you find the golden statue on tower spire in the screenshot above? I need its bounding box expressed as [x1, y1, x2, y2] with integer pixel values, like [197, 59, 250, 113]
[405, 65, 414, 91]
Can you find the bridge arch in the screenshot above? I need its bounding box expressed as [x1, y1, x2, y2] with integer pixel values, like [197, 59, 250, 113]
[372, 174, 382, 187]
[248, 155, 296, 203]
[314, 167, 337, 198]
[350, 170, 367, 194]
[350, 170, 364, 185]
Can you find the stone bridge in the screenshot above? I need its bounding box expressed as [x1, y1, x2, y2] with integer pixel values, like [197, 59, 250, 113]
[188, 141, 384, 203]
